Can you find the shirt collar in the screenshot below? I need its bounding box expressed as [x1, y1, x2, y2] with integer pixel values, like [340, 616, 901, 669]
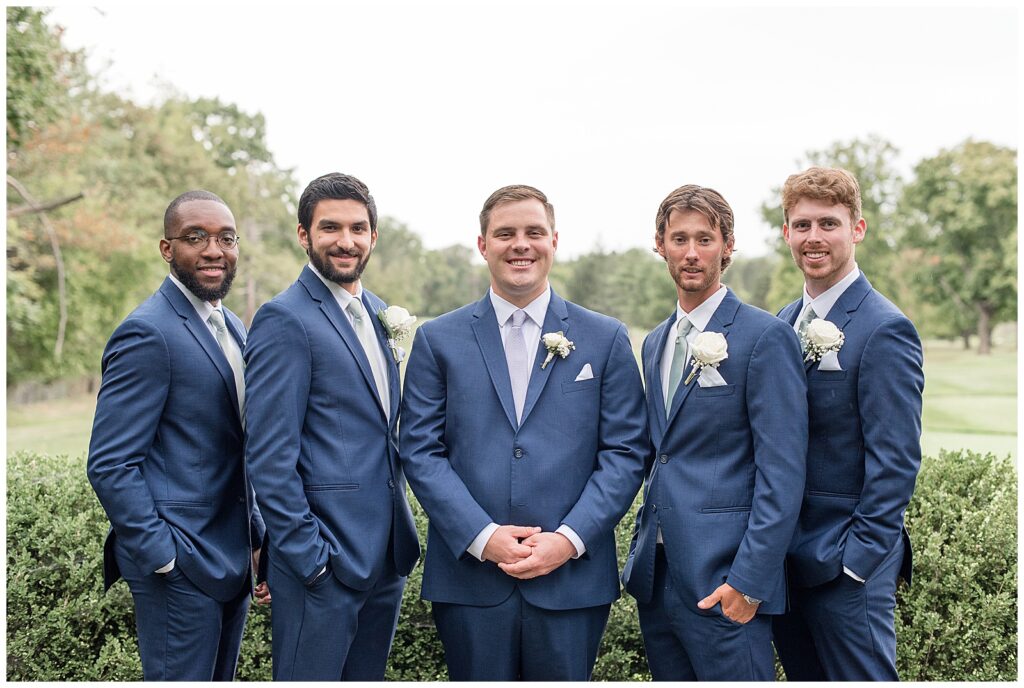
[168, 273, 217, 323]
[489, 285, 551, 327]
[676, 285, 728, 333]
[802, 263, 860, 319]
[308, 262, 363, 309]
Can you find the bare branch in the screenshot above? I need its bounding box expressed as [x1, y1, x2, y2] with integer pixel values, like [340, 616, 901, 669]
[7, 192, 84, 218]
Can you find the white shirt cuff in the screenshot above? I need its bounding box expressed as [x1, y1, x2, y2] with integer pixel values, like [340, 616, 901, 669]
[155, 558, 176, 574]
[556, 525, 585, 558]
[843, 565, 865, 583]
[468, 523, 500, 562]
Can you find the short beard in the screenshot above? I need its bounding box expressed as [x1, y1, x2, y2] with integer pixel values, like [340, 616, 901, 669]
[171, 258, 236, 303]
[308, 244, 370, 285]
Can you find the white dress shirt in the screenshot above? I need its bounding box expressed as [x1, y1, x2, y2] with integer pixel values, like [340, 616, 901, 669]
[466, 286, 586, 562]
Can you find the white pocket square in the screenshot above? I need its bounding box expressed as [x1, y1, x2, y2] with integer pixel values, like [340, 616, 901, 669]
[697, 366, 727, 387]
[574, 363, 594, 381]
[817, 351, 843, 371]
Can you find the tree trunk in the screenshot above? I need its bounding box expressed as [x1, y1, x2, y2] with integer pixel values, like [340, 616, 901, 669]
[977, 303, 993, 354]
[961, 330, 971, 350]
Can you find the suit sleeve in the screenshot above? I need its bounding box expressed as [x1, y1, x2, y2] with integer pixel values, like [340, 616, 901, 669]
[844, 315, 923, 580]
[726, 321, 808, 602]
[399, 327, 496, 559]
[87, 319, 177, 574]
[559, 324, 650, 549]
[244, 302, 328, 584]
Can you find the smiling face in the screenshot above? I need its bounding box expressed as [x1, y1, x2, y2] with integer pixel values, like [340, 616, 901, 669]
[477, 198, 558, 307]
[656, 208, 733, 311]
[159, 199, 238, 305]
[298, 198, 377, 295]
[783, 197, 866, 298]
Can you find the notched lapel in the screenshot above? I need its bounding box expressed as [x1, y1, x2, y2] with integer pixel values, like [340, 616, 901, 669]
[160, 279, 241, 419]
[300, 270, 387, 421]
[519, 298, 570, 426]
[365, 294, 402, 427]
[471, 297, 518, 429]
[647, 315, 675, 437]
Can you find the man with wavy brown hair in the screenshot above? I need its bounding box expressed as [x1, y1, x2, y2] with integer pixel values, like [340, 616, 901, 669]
[773, 167, 924, 681]
[622, 184, 807, 680]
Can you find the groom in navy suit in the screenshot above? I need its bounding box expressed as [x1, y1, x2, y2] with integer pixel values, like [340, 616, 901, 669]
[88, 190, 267, 680]
[622, 184, 807, 680]
[400, 185, 649, 680]
[244, 173, 420, 680]
[772, 167, 924, 681]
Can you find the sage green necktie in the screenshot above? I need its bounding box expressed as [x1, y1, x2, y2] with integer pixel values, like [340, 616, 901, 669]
[665, 317, 693, 417]
[797, 303, 816, 336]
[208, 309, 245, 421]
[347, 298, 390, 420]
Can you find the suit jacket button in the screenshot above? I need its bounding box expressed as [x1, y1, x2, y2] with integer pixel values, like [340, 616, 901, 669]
[659, 454, 668, 464]
[513, 448, 524, 459]
[651, 504, 658, 512]
[238, 496, 245, 503]
[387, 479, 395, 489]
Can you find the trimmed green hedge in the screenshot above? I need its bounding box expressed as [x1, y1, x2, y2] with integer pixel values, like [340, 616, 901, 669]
[5, 449, 1016, 680]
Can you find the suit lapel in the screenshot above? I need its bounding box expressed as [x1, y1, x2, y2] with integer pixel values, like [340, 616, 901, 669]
[298, 268, 387, 422]
[364, 292, 402, 428]
[646, 314, 675, 441]
[809, 272, 871, 375]
[159, 278, 242, 420]
[519, 292, 570, 427]
[666, 289, 739, 425]
[471, 295, 519, 429]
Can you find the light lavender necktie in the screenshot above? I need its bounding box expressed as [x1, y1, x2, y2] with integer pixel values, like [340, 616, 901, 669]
[506, 309, 528, 424]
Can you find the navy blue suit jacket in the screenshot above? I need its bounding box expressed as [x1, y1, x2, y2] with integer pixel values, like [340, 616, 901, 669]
[777, 272, 923, 588]
[623, 289, 807, 614]
[88, 278, 264, 603]
[400, 290, 649, 611]
[244, 267, 420, 590]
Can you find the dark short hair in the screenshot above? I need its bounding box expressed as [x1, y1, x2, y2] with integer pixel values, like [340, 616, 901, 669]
[297, 173, 377, 232]
[163, 190, 228, 237]
[479, 185, 555, 236]
[655, 184, 735, 271]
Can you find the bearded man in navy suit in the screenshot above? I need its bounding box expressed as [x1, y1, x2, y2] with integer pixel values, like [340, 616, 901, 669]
[88, 190, 267, 680]
[772, 167, 924, 681]
[244, 173, 420, 681]
[622, 184, 807, 681]
[400, 185, 649, 681]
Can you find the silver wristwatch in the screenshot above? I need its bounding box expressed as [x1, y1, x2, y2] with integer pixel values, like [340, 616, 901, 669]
[741, 593, 761, 606]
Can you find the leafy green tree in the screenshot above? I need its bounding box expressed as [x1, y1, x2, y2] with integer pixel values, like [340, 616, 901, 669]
[902, 140, 1017, 354]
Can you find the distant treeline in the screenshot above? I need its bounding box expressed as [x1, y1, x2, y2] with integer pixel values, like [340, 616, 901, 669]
[6, 8, 1016, 386]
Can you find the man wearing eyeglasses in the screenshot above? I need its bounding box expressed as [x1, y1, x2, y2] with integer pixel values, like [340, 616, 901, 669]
[88, 190, 268, 681]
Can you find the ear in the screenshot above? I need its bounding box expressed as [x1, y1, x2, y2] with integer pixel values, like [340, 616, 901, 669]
[370, 227, 378, 250]
[723, 238, 735, 260]
[782, 223, 791, 245]
[852, 218, 867, 244]
[551, 229, 558, 252]
[159, 238, 173, 264]
[654, 232, 666, 259]
[297, 224, 310, 251]
[477, 233, 487, 259]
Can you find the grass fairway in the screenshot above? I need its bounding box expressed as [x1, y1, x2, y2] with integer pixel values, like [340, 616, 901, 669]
[5, 339, 1017, 460]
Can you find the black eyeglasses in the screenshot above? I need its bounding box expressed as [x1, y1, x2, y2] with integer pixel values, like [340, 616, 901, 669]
[168, 230, 239, 250]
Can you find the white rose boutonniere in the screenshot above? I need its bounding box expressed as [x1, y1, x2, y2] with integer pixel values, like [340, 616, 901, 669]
[377, 305, 417, 363]
[540, 331, 575, 369]
[801, 318, 845, 363]
[684, 331, 728, 385]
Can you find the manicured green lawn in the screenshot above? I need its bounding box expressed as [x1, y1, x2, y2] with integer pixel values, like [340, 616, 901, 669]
[5, 339, 1017, 460]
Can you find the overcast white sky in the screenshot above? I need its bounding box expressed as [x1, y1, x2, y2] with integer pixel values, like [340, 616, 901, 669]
[46, 1, 1019, 258]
